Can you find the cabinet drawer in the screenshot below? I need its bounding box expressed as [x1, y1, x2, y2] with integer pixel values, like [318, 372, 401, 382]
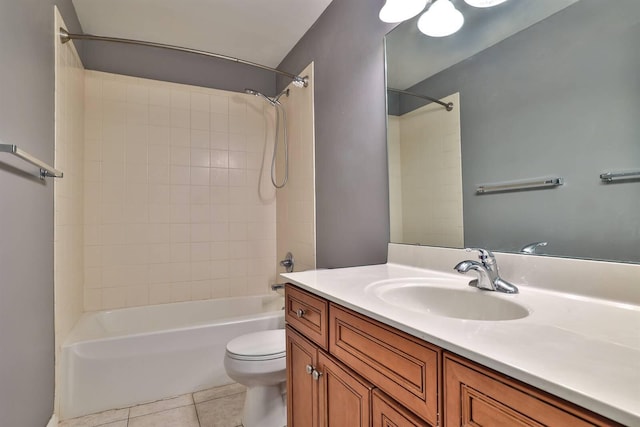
[329, 304, 441, 425]
[285, 284, 329, 350]
[444, 353, 621, 427]
[372, 390, 432, 427]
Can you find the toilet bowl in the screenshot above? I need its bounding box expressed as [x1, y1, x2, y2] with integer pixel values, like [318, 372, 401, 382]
[224, 329, 287, 427]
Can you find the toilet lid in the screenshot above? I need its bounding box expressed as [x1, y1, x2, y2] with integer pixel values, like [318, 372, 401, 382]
[226, 329, 286, 361]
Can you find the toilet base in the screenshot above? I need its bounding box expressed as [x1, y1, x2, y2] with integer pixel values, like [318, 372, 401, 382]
[242, 383, 286, 427]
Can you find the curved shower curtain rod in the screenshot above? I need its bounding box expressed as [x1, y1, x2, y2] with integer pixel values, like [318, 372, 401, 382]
[59, 27, 308, 88]
[388, 87, 453, 111]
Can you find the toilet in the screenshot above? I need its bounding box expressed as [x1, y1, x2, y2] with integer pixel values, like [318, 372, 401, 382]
[223, 329, 287, 427]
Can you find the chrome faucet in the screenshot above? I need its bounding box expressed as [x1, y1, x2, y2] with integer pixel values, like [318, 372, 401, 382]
[454, 248, 518, 294]
[280, 252, 294, 273]
[520, 241, 548, 254]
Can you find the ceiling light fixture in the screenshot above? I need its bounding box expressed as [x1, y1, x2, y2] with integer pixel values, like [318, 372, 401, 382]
[417, 0, 464, 37]
[379, 0, 428, 23]
[464, 0, 509, 8]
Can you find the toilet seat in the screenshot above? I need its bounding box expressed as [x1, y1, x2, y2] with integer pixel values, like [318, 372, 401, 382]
[226, 329, 286, 361]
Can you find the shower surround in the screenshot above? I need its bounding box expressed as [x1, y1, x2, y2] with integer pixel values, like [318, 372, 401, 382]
[82, 71, 279, 311]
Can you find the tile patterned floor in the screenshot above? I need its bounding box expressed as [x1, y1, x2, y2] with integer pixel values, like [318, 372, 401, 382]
[59, 383, 246, 427]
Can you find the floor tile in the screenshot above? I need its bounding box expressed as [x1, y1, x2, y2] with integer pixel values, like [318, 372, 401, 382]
[128, 405, 199, 427]
[59, 408, 129, 427]
[98, 422, 127, 427]
[129, 393, 194, 418]
[195, 392, 245, 427]
[193, 383, 246, 403]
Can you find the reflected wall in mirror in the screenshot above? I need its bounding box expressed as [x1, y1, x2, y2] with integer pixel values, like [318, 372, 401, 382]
[389, 93, 464, 247]
[386, 0, 640, 263]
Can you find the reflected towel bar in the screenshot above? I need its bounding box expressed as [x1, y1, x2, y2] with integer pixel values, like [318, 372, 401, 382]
[0, 144, 63, 179]
[599, 171, 640, 182]
[476, 177, 563, 194]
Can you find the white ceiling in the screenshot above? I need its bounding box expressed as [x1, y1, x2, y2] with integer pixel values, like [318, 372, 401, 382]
[386, 0, 581, 89]
[72, 0, 334, 68]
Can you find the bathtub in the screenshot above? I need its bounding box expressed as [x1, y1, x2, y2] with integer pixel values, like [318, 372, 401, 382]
[60, 294, 284, 419]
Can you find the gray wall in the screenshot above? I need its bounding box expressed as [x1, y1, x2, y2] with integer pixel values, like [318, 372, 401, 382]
[405, 0, 640, 263]
[278, 0, 394, 268]
[82, 40, 276, 97]
[80, 0, 395, 269]
[0, 2, 81, 425]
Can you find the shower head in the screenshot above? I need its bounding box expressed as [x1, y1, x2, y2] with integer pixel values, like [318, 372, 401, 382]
[244, 88, 279, 106]
[292, 76, 309, 88]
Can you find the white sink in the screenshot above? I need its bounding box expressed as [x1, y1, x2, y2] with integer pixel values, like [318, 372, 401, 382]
[366, 278, 529, 321]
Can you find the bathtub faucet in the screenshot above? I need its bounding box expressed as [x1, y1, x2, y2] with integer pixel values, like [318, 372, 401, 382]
[271, 283, 286, 291]
[280, 252, 294, 273]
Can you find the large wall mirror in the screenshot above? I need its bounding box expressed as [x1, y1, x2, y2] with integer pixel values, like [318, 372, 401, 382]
[385, 0, 640, 263]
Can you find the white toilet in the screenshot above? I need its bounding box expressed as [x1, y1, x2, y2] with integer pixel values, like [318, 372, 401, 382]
[224, 329, 287, 427]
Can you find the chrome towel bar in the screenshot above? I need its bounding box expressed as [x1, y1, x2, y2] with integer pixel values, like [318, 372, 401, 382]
[0, 143, 63, 179]
[600, 170, 640, 182]
[476, 177, 563, 194]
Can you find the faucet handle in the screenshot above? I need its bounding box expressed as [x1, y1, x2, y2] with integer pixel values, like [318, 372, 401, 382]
[279, 251, 294, 273]
[465, 247, 495, 263]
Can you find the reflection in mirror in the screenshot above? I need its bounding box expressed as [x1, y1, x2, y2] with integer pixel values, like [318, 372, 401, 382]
[388, 93, 463, 247]
[386, 0, 640, 263]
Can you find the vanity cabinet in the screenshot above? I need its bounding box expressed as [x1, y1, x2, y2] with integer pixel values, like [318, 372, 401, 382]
[285, 284, 620, 427]
[286, 326, 373, 427]
[285, 284, 329, 350]
[372, 390, 431, 427]
[444, 353, 617, 427]
[330, 304, 441, 425]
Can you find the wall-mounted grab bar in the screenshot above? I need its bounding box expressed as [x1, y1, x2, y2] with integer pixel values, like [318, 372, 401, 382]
[387, 88, 454, 111]
[476, 177, 563, 194]
[600, 170, 640, 182]
[0, 144, 63, 179]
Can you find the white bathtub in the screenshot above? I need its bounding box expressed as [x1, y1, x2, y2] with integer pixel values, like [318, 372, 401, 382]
[60, 295, 284, 419]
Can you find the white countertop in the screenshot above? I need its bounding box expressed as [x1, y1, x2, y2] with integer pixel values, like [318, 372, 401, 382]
[282, 263, 640, 426]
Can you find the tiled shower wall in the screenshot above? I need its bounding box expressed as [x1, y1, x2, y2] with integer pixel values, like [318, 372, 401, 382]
[276, 63, 316, 274]
[387, 115, 403, 242]
[83, 71, 278, 311]
[54, 7, 85, 414]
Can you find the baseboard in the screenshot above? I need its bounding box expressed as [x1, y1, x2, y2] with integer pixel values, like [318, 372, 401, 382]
[46, 413, 58, 427]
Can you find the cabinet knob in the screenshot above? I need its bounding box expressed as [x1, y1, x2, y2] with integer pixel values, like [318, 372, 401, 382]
[312, 369, 323, 381]
[305, 364, 314, 375]
[296, 308, 306, 318]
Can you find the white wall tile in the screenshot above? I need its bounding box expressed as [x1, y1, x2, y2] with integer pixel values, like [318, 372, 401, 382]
[83, 72, 278, 310]
[190, 93, 210, 112]
[275, 63, 317, 274]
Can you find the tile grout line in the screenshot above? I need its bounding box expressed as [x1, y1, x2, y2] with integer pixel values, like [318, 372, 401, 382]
[194, 390, 246, 405]
[127, 402, 197, 421]
[192, 392, 202, 427]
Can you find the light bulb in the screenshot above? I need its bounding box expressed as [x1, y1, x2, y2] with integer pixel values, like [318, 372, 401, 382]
[379, 0, 428, 23]
[417, 0, 464, 37]
[464, 0, 508, 7]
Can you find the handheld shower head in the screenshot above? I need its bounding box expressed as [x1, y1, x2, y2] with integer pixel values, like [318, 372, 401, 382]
[244, 88, 278, 106]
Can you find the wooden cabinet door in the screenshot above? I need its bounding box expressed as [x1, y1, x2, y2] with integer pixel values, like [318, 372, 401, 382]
[444, 353, 621, 427]
[317, 351, 374, 427]
[372, 389, 432, 427]
[330, 304, 441, 425]
[287, 326, 319, 427]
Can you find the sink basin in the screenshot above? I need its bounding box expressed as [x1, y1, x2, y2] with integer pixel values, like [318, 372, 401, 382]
[366, 278, 529, 321]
